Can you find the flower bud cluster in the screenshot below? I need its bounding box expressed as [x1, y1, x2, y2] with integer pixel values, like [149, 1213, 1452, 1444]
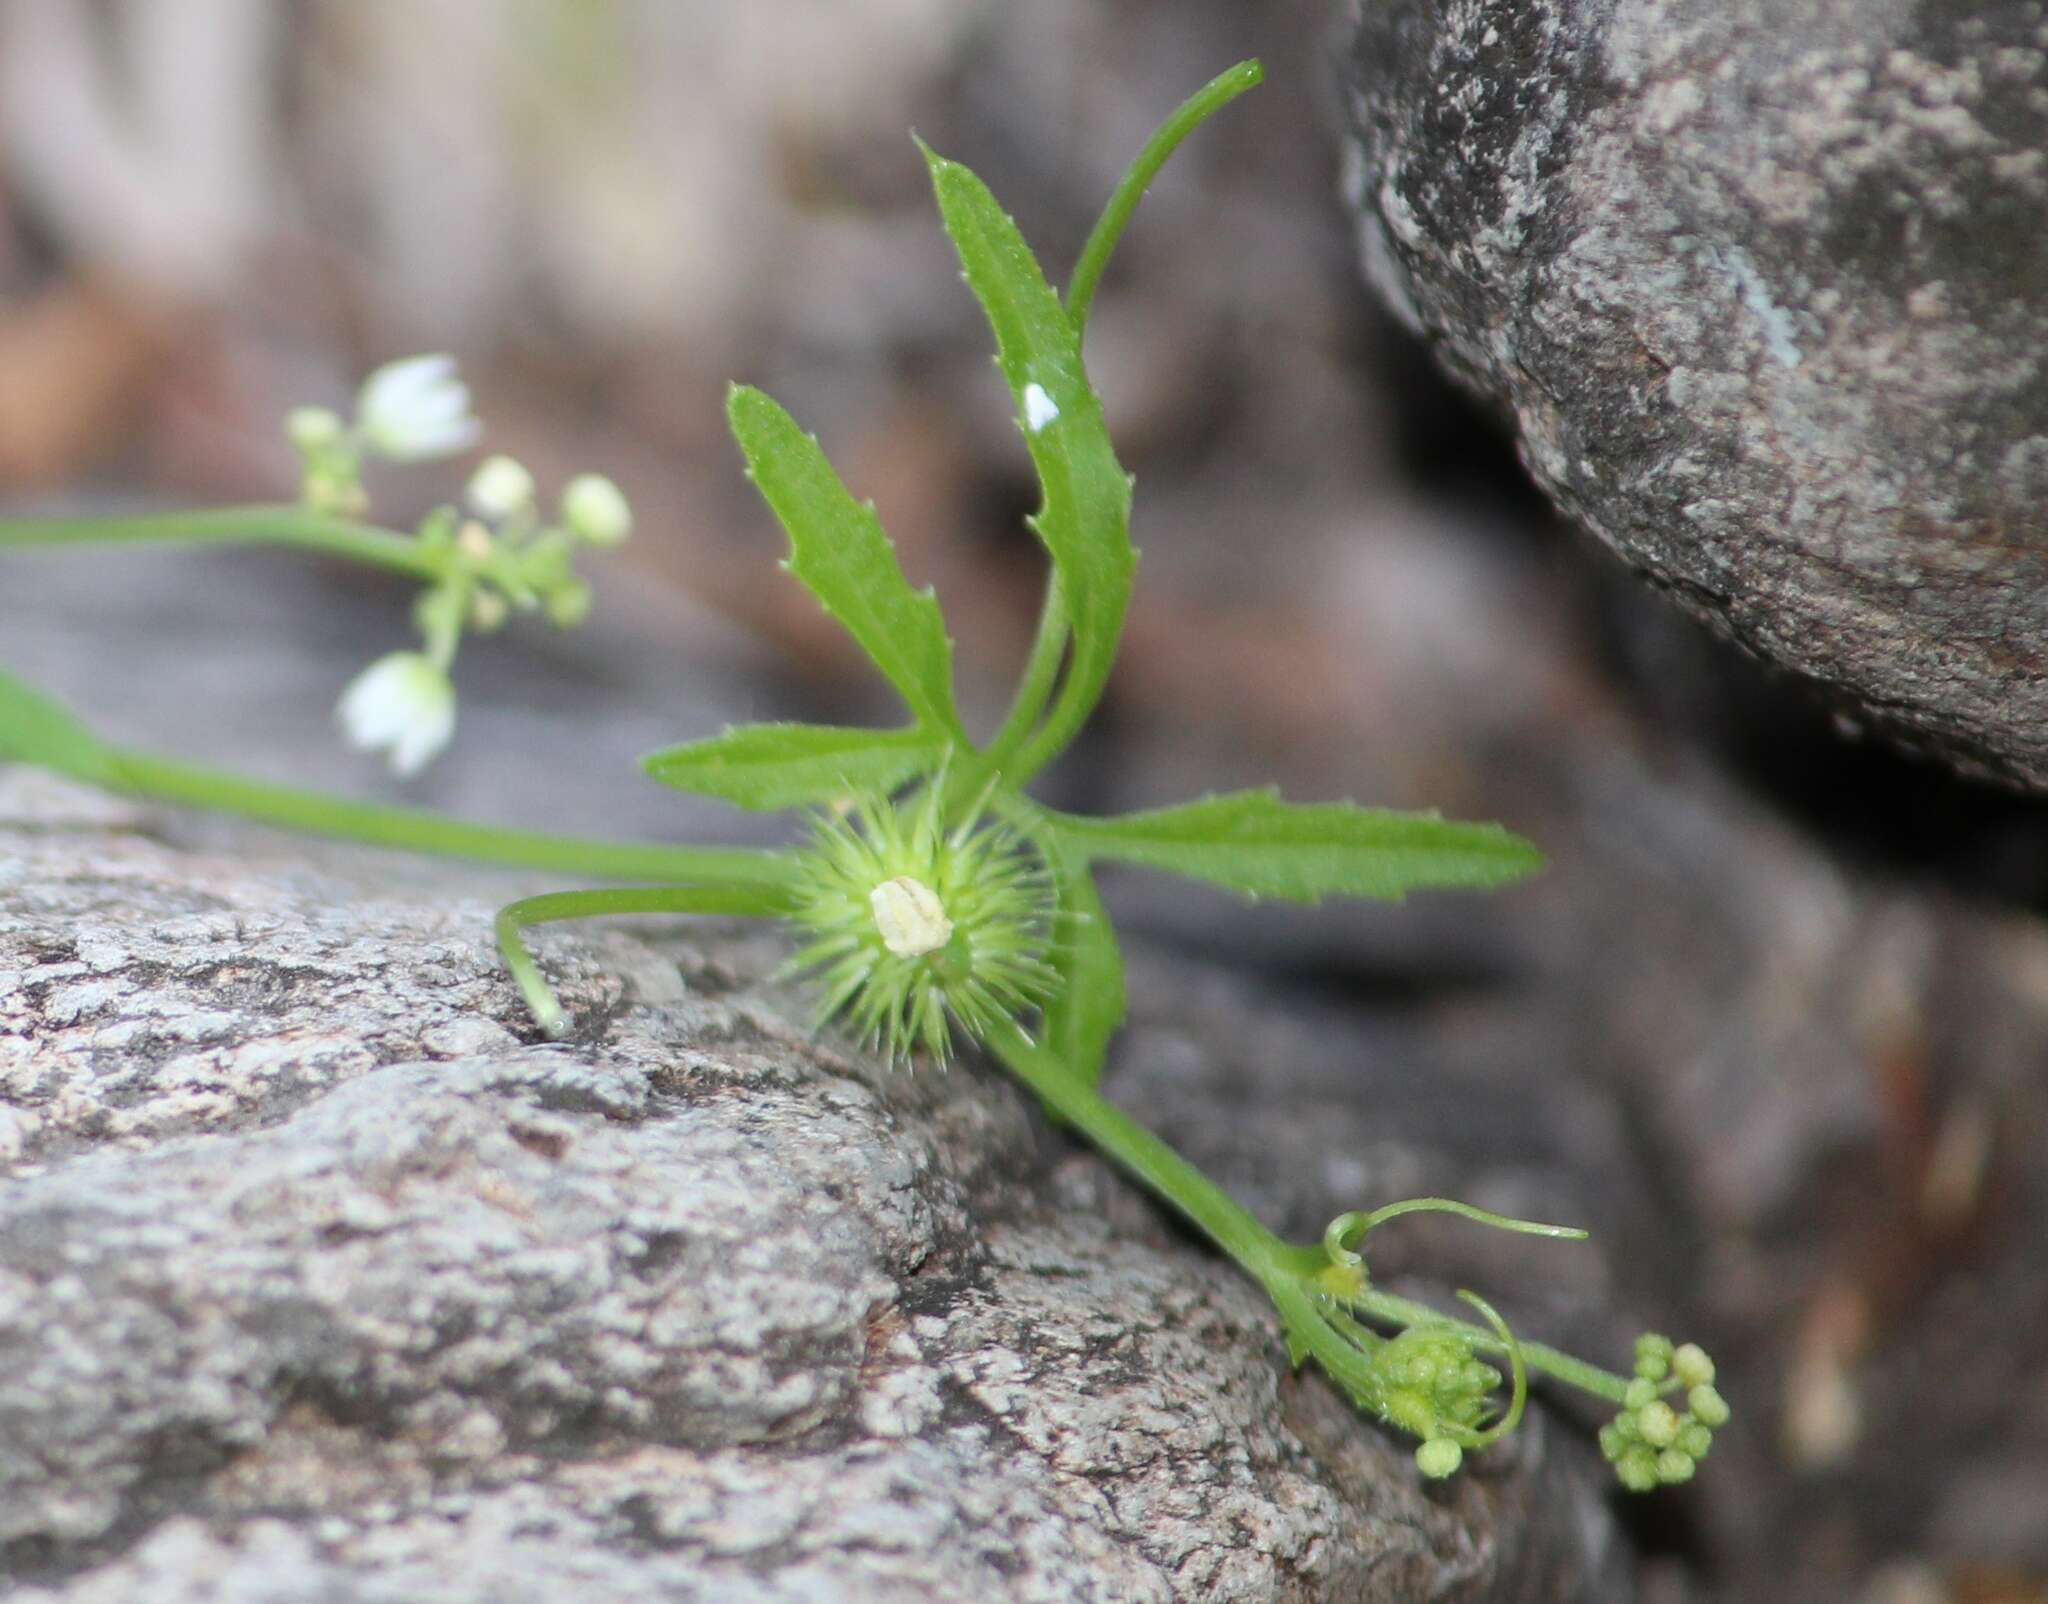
[307, 356, 634, 776]
[1373, 1324, 1504, 1479]
[1599, 1334, 1727, 1491]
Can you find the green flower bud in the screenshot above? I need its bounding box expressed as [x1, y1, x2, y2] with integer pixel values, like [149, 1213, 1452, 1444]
[1415, 1438, 1463, 1479]
[545, 577, 593, 629]
[1616, 1446, 1661, 1493]
[1672, 1343, 1715, 1390]
[1637, 1401, 1680, 1447]
[1598, 1423, 1625, 1462]
[1677, 1421, 1713, 1460]
[1624, 1378, 1658, 1411]
[469, 590, 509, 632]
[1656, 1449, 1696, 1484]
[1688, 1384, 1729, 1428]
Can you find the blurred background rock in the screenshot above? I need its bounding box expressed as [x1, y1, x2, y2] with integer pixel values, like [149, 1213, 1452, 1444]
[5, 3, 2048, 1601]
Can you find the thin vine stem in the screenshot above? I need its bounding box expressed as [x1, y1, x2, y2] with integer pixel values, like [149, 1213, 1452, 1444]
[985, 1017, 1281, 1274]
[1065, 59, 1264, 339]
[0, 506, 441, 580]
[975, 576, 1070, 782]
[983, 1017, 1633, 1407]
[103, 747, 800, 890]
[497, 885, 785, 1036]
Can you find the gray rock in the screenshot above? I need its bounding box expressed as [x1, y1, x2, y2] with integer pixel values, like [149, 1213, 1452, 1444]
[1341, 0, 2048, 786]
[0, 769, 1625, 1602]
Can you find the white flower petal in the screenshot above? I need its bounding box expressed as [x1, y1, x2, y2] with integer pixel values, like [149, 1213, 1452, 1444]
[336, 651, 457, 776]
[356, 354, 482, 463]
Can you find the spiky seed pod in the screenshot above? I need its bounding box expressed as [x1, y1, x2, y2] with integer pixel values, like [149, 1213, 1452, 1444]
[783, 787, 1059, 1066]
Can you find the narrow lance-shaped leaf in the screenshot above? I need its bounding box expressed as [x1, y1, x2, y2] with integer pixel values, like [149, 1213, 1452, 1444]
[642, 722, 942, 813]
[920, 142, 1133, 766]
[726, 384, 963, 739]
[1048, 789, 1543, 903]
[0, 668, 117, 784]
[1038, 852, 1125, 1090]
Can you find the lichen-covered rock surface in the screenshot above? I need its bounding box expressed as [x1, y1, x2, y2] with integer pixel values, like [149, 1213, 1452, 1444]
[0, 768, 1624, 1603]
[1342, 0, 2048, 786]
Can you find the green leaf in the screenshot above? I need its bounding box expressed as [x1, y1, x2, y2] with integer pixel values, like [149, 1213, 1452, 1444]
[920, 142, 1133, 770]
[1038, 852, 1125, 1090]
[641, 722, 940, 812]
[726, 384, 962, 738]
[0, 668, 117, 783]
[1048, 789, 1543, 903]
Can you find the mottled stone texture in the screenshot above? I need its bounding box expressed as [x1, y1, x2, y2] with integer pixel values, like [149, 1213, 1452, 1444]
[0, 769, 1624, 1603]
[1342, 0, 2048, 786]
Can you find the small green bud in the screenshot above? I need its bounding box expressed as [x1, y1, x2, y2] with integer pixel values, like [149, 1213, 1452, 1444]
[286, 405, 345, 451]
[1615, 1446, 1661, 1493]
[1636, 1401, 1680, 1447]
[469, 590, 509, 632]
[1634, 1349, 1670, 1383]
[545, 577, 593, 629]
[1671, 1343, 1715, 1390]
[1655, 1449, 1696, 1484]
[1634, 1333, 1673, 1367]
[562, 472, 633, 547]
[1688, 1384, 1729, 1428]
[1415, 1438, 1462, 1479]
[1677, 1421, 1713, 1460]
[1598, 1423, 1625, 1462]
[1623, 1378, 1658, 1411]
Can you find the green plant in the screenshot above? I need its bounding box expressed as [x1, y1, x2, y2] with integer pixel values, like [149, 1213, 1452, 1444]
[0, 61, 1721, 1488]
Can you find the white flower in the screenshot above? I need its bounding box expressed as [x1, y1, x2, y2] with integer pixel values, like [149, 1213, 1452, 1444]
[560, 472, 633, 547]
[466, 454, 535, 519]
[335, 651, 456, 776]
[355, 354, 481, 463]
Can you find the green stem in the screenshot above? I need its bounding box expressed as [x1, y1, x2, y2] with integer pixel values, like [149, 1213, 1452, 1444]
[1064, 59, 1263, 339]
[975, 576, 1070, 783]
[101, 746, 800, 891]
[1008, 650, 1098, 782]
[984, 1018, 1633, 1408]
[497, 885, 784, 1036]
[0, 506, 442, 580]
[987, 1018, 1282, 1275]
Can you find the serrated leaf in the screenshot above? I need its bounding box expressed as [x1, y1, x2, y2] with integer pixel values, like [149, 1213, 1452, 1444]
[641, 722, 940, 812]
[0, 668, 116, 783]
[1048, 789, 1543, 903]
[1039, 850, 1125, 1090]
[920, 143, 1133, 759]
[726, 385, 962, 738]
